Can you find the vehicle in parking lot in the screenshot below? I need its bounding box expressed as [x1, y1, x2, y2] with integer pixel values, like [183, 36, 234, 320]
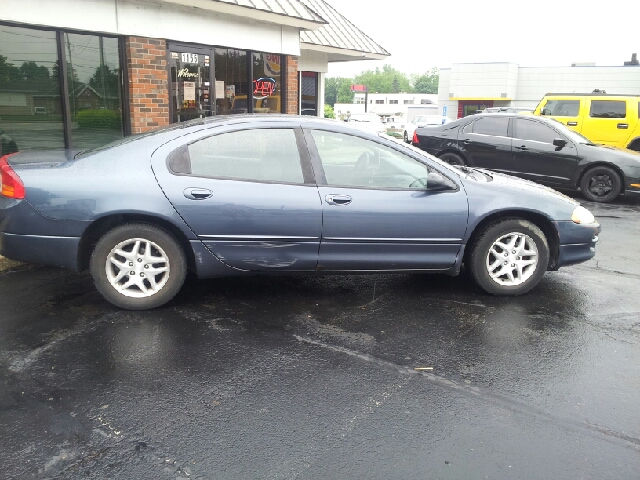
[403, 115, 451, 143]
[480, 107, 533, 114]
[533, 93, 640, 151]
[413, 113, 640, 203]
[0, 115, 600, 309]
[346, 113, 387, 134]
[0, 127, 18, 156]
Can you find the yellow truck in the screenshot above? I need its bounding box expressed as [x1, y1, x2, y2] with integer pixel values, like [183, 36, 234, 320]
[533, 93, 640, 151]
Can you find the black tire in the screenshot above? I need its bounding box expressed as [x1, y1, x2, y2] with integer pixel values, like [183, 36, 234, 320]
[403, 131, 410, 143]
[90, 223, 187, 310]
[580, 166, 622, 203]
[468, 219, 549, 296]
[439, 152, 466, 166]
[627, 139, 640, 152]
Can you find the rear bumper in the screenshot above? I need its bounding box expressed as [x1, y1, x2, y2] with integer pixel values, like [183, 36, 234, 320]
[0, 232, 80, 271]
[555, 220, 601, 268]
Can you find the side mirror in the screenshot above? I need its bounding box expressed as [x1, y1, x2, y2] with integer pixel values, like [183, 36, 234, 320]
[553, 138, 567, 149]
[426, 172, 456, 191]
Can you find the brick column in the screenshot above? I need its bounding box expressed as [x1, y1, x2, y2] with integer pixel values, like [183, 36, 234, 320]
[286, 56, 299, 115]
[125, 37, 170, 133]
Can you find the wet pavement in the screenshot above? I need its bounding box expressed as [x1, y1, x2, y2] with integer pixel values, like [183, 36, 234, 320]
[1, 195, 639, 479]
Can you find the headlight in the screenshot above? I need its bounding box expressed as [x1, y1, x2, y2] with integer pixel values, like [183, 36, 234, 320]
[571, 205, 596, 224]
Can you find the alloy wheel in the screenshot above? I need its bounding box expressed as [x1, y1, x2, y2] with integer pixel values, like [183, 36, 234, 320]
[587, 173, 614, 199]
[485, 232, 538, 286]
[105, 238, 170, 298]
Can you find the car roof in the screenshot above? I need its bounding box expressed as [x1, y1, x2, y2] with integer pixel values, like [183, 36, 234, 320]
[543, 93, 640, 98]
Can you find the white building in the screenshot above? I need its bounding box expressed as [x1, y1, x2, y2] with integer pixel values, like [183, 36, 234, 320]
[334, 93, 438, 122]
[438, 61, 640, 119]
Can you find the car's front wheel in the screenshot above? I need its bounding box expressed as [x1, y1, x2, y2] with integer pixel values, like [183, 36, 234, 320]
[580, 166, 622, 203]
[439, 152, 466, 166]
[90, 223, 187, 310]
[468, 219, 549, 295]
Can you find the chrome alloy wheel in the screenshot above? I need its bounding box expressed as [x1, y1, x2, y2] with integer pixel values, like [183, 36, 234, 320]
[485, 232, 538, 286]
[105, 238, 170, 298]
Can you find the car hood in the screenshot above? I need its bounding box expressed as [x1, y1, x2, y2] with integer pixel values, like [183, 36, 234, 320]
[580, 143, 640, 164]
[458, 167, 581, 221]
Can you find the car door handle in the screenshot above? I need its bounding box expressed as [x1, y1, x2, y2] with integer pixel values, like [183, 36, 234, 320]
[617, 123, 629, 129]
[567, 122, 578, 126]
[514, 145, 529, 151]
[184, 188, 213, 200]
[462, 139, 473, 144]
[325, 194, 352, 206]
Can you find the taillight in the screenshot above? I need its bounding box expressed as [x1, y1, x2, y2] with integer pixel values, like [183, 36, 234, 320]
[412, 131, 418, 145]
[0, 154, 25, 199]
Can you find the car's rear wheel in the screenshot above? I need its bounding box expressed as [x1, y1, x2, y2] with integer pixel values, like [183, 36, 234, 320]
[439, 152, 466, 166]
[403, 131, 409, 143]
[90, 223, 187, 310]
[468, 219, 549, 295]
[580, 166, 622, 203]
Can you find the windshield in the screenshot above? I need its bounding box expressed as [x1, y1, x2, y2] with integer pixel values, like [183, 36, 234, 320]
[546, 118, 592, 144]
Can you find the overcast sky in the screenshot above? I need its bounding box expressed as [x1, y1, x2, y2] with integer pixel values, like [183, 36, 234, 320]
[323, 0, 639, 78]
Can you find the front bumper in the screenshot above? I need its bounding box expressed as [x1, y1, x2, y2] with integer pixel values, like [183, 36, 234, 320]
[555, 220, 601, 268]
[0, 232, 80, 271]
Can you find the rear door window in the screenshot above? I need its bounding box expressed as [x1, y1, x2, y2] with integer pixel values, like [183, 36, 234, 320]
[589, 100, 627, 118]
[469, 117, 509, 136]
[541, 100, 580, 117]
[179, 128, 305, 184]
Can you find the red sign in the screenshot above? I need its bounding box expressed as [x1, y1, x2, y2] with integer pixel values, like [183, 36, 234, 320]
[350, 84, 367, 92]
[254, 78, 276, 98]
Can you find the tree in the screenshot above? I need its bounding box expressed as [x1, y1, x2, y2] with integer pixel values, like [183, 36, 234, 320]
[324, 104, 335, 119]
[411, 68, 439, 94]
[89, 65, 120, 98]
[324, 77, 354, 106]
[0, 55, 21, 85]
[354, 65, 412, 94]
[392, 76, 400, 93]
[19, 61, 50, 80]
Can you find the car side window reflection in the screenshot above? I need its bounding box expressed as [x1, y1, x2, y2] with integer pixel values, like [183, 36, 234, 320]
[514, 119, 563, 144]
[468, 117, 509, 136]
[185, 128, 304, 184]
[310, 130, 431, 190]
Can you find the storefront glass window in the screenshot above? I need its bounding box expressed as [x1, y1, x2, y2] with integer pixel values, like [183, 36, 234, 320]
[169, 49, 212, 123]
[64, 34, 124, 150]
[301, 72, 318, 116]
[214, 48, 248, 115]
[0, 25, 64, 154]
[252, 52, 282, 114]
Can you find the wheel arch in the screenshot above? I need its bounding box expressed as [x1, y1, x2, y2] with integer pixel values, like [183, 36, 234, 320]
[626, 137, 640, 152]
[465, 210, 560, 270]
[437, 148, 468, 164]
[78, 214, 196, 273]
[575, 162, 626, 194]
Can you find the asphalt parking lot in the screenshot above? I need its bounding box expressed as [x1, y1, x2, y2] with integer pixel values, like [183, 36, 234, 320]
[1, 194, 639, 479]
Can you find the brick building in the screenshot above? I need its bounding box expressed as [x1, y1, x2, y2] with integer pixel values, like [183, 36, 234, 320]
[0, 0, 388, 153]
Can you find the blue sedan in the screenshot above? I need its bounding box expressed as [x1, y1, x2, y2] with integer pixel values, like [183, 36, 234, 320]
[0, 116, 600, 310]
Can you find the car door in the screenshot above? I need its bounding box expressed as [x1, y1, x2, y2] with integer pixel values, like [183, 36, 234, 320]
[305, 129, 469, 271]
[582, 99, 631, 147]
[510, 118, 578, 186]
[151, 124, 322, 271]
[457, 116, 512, 171]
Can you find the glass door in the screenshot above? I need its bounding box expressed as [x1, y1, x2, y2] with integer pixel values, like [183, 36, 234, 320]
[169, 47, 212, 123]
